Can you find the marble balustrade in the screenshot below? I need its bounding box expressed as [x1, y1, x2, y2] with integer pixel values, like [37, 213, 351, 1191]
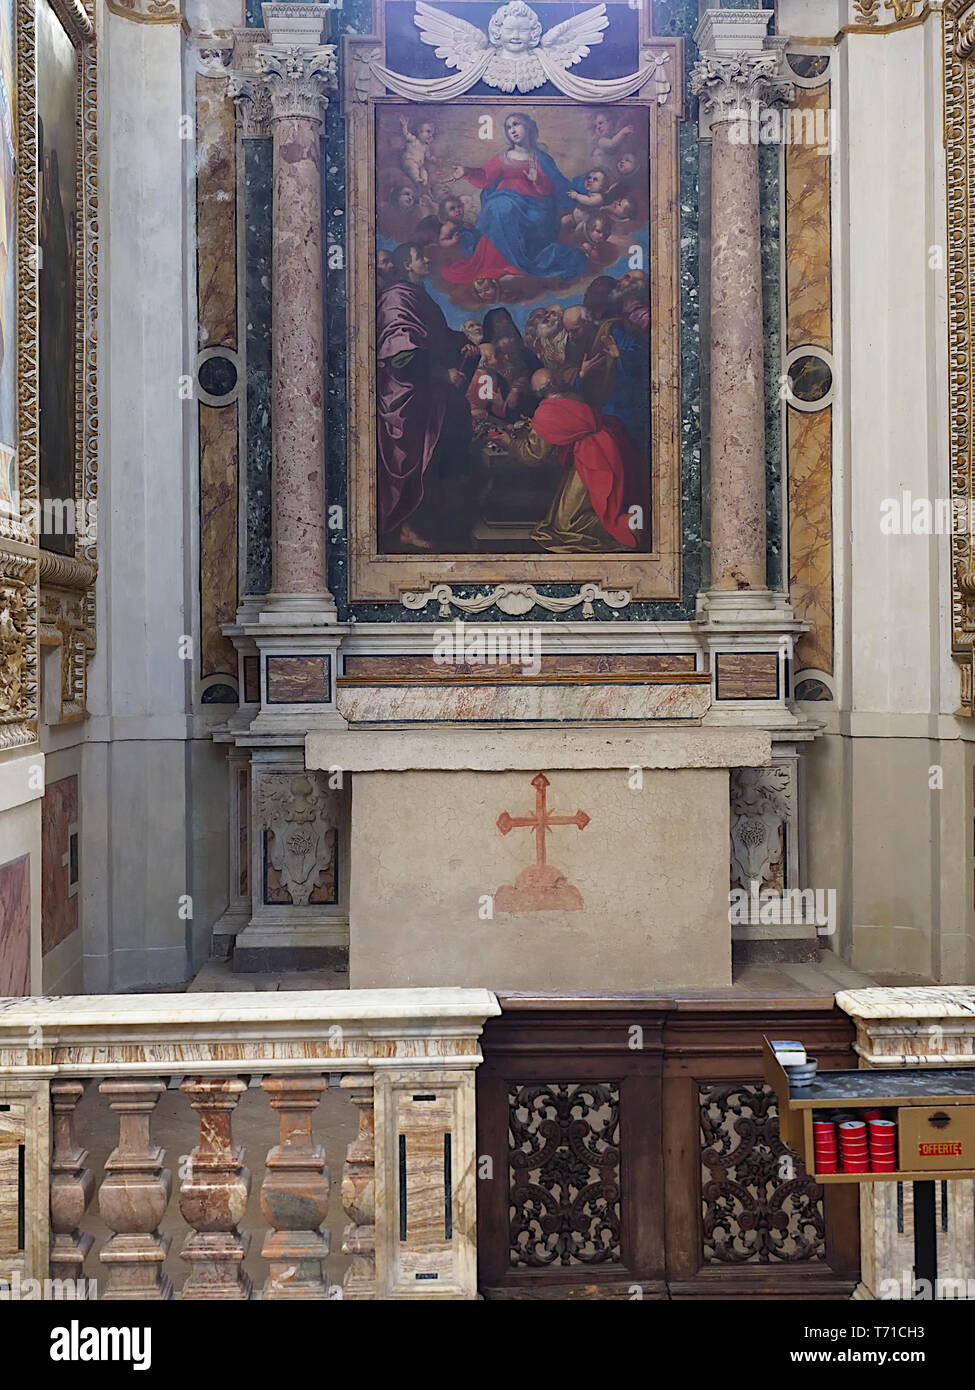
[0, 989, 499, 1300]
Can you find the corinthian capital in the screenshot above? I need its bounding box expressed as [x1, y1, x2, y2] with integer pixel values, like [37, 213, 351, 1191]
[232, 45, 337, 130]
[690, 51, 794, 123]
[228, 67, 274, 137]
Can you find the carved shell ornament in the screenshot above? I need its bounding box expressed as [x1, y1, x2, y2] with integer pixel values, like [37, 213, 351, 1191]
[372, 0, 670, 102]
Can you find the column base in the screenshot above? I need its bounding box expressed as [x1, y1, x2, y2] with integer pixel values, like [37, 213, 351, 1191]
[698, 586, 780, 622]
[257, 590, 339, 625]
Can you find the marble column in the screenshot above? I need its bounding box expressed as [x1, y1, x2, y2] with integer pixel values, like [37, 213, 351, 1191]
[692, 13, 807, 736]
[224, 15, 348, 970]
[692, 21, 793, 599]
[261, 42, 337, 617]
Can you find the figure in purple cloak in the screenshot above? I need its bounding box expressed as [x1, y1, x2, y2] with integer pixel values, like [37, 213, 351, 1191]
[377, 241, 476, 551]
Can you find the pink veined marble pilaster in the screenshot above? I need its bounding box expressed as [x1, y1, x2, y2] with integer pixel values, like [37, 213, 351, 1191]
[708, 119, 766, 592]
[691, 50, 794, 595]
[271, 110, 326, 596]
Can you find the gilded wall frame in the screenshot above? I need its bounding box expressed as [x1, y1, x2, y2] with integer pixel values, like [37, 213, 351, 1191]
[0, 0, 42, 750]
[945, 0, 975, 714]
[343, 26, 683, 608]
[35, 0, 97, 726]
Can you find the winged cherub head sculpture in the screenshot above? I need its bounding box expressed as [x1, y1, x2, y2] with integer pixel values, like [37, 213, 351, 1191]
[488, 3, 544, 56]
[415, 0, 609, 95]
[371, 1, 671, 104]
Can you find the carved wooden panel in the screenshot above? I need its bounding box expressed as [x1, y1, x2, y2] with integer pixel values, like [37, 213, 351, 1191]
[479, 998, 858, 1298]
[700, 1082, 825, 1263]
[508, 1082, 621, 1268]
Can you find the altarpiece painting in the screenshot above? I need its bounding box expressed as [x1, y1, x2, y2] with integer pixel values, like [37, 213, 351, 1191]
[345, 0, 682, 605]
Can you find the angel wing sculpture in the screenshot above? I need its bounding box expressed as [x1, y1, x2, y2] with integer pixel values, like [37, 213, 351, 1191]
[371, 0, 669, 103]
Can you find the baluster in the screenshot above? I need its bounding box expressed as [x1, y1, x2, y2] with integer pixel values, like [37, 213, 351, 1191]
[259, 1074, 330, 1299]
[98, 1078, 172, 1299]
[178, 1076, 251, 1299]
[340, 1074, 376, 1299]
[50, 1080, 94, 1286]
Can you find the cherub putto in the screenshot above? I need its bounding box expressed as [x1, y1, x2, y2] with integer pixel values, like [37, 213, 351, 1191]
[563, 168, 608, 229]
[399, 116, 436, 186]
[590, 111, 635, 168]
[582, 211, 613, 260]
[437, 194, 478, 253]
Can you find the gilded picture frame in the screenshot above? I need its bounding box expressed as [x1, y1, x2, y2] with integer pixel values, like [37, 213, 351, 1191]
[34, 0, 97, 726]
[343, 13, 683, 608]
[0, 0, 41, 749]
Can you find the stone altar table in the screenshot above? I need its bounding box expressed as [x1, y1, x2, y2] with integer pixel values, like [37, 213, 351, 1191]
[306, 727, 770, 992]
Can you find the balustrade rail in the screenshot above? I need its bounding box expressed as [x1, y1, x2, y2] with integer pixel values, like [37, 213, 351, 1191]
[0, 989, 499, 1300]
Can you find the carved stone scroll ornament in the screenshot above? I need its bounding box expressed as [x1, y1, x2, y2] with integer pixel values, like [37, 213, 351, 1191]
[729, 765, 795, 891]
[851, 0, 882, 22]
[349, 44, 385, 104]
[39, 574, 97, 724]
[103, 0, 180, 23]
[689, 52, 794, 122]
[401, 582, 631, 619]
[258, 771, 336, 906]
[369, 1, 671, 104]
[956, 5, 975, 58]
[0, 549, 36, 749]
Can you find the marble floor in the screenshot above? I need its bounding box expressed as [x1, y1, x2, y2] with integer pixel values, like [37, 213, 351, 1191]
[188, 948, 877, 997]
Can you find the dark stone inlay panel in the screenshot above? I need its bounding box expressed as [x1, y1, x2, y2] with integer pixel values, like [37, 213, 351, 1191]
[788, 354, 832, 403]
[198, 354, 239, 398]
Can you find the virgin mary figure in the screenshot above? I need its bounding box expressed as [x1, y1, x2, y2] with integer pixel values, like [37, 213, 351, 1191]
[441, 111, 588, 285]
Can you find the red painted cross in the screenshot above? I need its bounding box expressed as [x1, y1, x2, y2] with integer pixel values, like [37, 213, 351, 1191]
[496, 773, 590, 868]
